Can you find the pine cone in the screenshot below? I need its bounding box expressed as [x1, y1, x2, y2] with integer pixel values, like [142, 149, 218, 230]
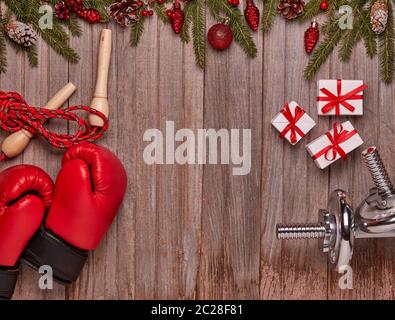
[370, 0, 388, 34]
[5, 21, 37, 47]
[110, 0, 140, 26]
[277, 0, 305, 20]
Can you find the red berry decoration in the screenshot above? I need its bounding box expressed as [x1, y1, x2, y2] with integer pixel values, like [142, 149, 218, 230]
[82, 8, 101, 24]
[55, 1, 70, 20]
[320, 0, 328, 10]
[66, 0, 84, 12]
[168, 2, 185, 34]
[142, 9, 149, 16]
[244, 0, 260, 32]
[207, 21, 233, 51]
[304, 20, 319, 54]
[56, 0, 101, 24]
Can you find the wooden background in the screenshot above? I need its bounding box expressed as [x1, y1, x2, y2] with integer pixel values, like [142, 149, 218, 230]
[1, 5, 395, 300]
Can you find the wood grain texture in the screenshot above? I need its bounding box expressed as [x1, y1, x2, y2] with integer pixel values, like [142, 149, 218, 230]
[1, 4, 394, 300]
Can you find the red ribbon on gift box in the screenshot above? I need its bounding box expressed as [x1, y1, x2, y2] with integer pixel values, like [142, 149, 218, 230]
[312, 122, 357, 162]
[278, 102, 305, 144]
[317, 80, 368, 115]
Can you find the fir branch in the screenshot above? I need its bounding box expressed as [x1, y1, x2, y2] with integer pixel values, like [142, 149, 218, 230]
[300, 0, 322, 22]
[218, 0, 257, 57]
[26, 45, 38, 67]
[0, 32, 7, 73]
[379, 1, 395, 83]
[4, 0, 79, 62]
[83, 0, 113, 22]
[304, 18, 344, 79]
[153, 3, 168, 24]
[130, 14, 144, 46]
[338, 14, 363, 61]
[361, 6, 377, 58]
[180, 2, 194, 43]
[192, 0, 206, 68]
[261, 0, 278, 32]
[65, 16, 83, 37]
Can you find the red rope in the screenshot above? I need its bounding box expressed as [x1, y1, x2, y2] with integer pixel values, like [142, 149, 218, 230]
[0, 91, 109, 160]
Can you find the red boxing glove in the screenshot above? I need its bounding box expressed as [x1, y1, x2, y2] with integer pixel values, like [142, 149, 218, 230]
[0, 165, 53, 300]
[24, 143, 127, 283]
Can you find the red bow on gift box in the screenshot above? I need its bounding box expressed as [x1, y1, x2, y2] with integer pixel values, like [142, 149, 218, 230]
[312, 122, 357, 161]
[317, 80, 368, 115]
[278, 102, 305, 144]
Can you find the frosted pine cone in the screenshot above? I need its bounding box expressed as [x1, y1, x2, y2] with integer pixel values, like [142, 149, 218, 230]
[6, 21, 37, 47]
[110, 0, 140, 27]
[370, 0, 388, 34]
[277, 0, 305, 20]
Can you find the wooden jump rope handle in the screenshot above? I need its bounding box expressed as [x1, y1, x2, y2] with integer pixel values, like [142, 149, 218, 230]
[1, 82, 77, 159]
[89, 29, 112, 127]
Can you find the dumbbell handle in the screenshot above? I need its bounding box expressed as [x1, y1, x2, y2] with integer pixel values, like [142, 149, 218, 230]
[1, 82, 77, 158]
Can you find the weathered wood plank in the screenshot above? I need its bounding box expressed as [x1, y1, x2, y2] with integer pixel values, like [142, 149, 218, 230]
[280, 18, 328, 300]
[178, 31, 205, 300]
[260, 14, 285, 300]
[132, 16, 161, 300]
[198, 7, 262, 299]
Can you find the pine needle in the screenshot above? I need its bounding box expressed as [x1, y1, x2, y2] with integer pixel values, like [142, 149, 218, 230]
[181, 2, 194, 43]
[218, 0, 257, 57]
[261, 0, 278, 32]
[192, 0, 206, 68]
[361, 6, 377, 58]
[153, 3, 168, 24]
[300, 0, 322, 22]
[379, 1, 395, 83]
[26, 45, 38, 67]
[66, 16, 83, 37]
[0, 32, 7, 73]
[338, 14, 363, 61]
[130, 14, 144, 46]
[304, 20, 344, 79]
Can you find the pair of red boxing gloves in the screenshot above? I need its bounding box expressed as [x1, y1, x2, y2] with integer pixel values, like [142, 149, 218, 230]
[0, 142, 127, 300]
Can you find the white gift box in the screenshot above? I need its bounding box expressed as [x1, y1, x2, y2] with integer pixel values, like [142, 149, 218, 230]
[317, 80, 368, 116]
[306, 121, 364, 169]
[271, 101, 316, 145]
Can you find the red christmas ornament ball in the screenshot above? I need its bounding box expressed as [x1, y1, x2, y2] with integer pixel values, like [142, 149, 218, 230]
[137, 1, 144, 7]
[227, 0, 240, 6]
[142, 9, 149, 16]
[320, 0, 328, 10]
[207, 23, 233, 51]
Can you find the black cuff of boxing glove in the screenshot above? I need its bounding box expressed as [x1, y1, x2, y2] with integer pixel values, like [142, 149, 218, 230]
[22, 225, 88, 284]
[0, 265, 19, 300]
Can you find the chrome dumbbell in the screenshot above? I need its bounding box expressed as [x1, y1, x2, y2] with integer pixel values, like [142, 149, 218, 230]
[277, 146, 395, 272]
